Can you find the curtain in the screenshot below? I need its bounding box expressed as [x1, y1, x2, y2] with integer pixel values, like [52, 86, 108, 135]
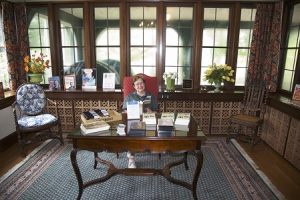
[247, 2, 283, 92]
[2, 2, 28, 90]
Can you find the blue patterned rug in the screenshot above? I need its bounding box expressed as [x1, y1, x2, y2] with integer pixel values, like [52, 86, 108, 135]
[0, 138, 279, 200]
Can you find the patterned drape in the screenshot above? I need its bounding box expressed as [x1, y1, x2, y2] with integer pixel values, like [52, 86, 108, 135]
[2, 2, 28, 90]
[247, 2, 283, 92]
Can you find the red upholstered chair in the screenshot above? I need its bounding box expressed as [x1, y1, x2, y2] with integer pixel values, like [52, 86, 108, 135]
[123, 73, 158, 102]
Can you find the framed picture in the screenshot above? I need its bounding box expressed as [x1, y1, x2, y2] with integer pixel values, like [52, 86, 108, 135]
[64, 75, 76, 90]
[182, 79, 193, 89]
[82, 68, 97, 90]
[292, 84, 300, 101]
[0, 82, 4, 98]
[48, 76, 61, 90]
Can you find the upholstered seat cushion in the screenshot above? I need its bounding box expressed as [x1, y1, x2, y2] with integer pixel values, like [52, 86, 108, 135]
[231, 114, 263, 127]
[18, 114, 57, 128]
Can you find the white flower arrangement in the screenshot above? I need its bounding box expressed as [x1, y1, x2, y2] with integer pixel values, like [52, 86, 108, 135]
[163, 72, 178, 80]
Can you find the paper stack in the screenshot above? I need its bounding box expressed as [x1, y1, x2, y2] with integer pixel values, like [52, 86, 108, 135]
[174, 113, 190, 131]
[142, 113, 157, 130]
[157, 118, 174, 137]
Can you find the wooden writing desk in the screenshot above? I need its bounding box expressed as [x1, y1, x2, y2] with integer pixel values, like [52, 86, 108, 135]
[67, 114, 206, 200]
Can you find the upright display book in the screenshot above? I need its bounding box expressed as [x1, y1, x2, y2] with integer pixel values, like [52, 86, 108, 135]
[103, 73, 116, 91]
[82, 68, 96, 90]
[64, 75, 76, 90]
[160, 112, 175, 122]
[292, 84, 300, 101]
[175, 113, 190, 131]
[128, 121, 146, 136]
[48, 76, 61, 90]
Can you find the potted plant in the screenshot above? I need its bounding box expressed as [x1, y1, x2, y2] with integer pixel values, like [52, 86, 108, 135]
[203, 63, 235, 92]
[163, 72, 177, 91]
[24, 51, 50, 83]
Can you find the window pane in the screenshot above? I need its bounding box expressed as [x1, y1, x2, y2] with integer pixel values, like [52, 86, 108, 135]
[201, 7, 229, 85]
[287, 27, 299, 48]
[130, 6, 157, 75]
[27, 7, 52, 83]
[284, 49, 297, 70]
[144, 47, 156, 66]
[236, 8, 256, 87]
[131, 47, 143, 65]
[235, 67, 247, 86]
[165, 47, 178, 66]
[165, 6, 193, 84]
[281, 70, 294, 91]
[280, 3, 300, 91]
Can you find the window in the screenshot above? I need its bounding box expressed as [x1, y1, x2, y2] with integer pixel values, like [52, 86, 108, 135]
[200, 7, 230, 85]
[281, 3, 300, 92]
[59, 7, 84, 85]
[94, 6, 120, 86]
[0, 9, 9, 89]
[165, 6, 194, 85]
[27, 7, 51, 83]
[236, 8, 256, 86]
[129, 6, 157, 76]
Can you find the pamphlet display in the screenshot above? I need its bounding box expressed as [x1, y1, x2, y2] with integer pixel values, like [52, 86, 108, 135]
[103, 73, 116, 91]
[64, 75, 76, 90]
[48, 76, 61, 90]
[82, 68, 97, 90]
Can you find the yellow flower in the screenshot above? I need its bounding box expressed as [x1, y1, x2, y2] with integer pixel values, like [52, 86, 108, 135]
[24, 51, 50, 74]
[203, 63, 235, 84]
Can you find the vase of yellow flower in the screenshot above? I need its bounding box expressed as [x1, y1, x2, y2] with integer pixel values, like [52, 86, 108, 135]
[163, 72, 177, 91]
[203, 63, 235, 92]
[24, 51, 49, 83]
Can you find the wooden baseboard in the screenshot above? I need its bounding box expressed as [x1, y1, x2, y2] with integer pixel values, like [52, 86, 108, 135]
[0, 132, 17, 152]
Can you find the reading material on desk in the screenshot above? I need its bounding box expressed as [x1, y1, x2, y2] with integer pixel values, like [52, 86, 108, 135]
[80, 120, 110, 136]
[127, 101, 141, 120]
[128, 120, 146, 136]
[160, 112, 175, 122]
[175, 113, 190, 131]
[142, 113, 156, 130]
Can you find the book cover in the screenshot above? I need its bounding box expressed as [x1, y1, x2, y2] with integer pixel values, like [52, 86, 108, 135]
[48, 76, 61, 90]
[161, 112, 175, 122]
[157, 118, 174, 131]
[0, 82, 4, 98]
[175, 113, 191, 126]
[82, 68, 97, 90]
[64, 75, 76, 90]
[128, 121, 146, 136]
[102, 73, 115, 91]
[292, 84, 300, 101]
[142, 113, 156, 125]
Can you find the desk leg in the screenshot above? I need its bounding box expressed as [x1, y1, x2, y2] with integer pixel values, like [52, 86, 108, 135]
[191, 150, 204, 200]
[70, 149, 83, 200]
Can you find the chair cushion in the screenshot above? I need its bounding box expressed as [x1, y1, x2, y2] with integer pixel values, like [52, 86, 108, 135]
[16, 84, 46, 115]
[231, 114, 263, 126]
[18, 114, 57, 128]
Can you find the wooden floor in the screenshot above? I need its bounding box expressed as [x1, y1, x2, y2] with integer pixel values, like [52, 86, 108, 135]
[0, 138, 300, 200]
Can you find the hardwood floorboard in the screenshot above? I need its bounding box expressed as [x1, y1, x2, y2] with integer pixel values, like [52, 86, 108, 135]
[0, 138, 299, 200]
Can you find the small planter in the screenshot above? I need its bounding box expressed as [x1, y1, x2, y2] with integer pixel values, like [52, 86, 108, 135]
[27, 73, 44, 84]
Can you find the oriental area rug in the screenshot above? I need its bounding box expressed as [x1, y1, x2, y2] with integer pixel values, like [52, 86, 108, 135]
[0, 138, 281, 200]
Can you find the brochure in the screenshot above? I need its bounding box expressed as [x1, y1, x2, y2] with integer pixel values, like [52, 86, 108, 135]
[102, 73, 115, 91]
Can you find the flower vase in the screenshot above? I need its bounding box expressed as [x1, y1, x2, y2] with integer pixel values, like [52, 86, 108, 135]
[28, 73, 44, 84]
[166, 78, 175, 91]
[214, 83, 221, 93]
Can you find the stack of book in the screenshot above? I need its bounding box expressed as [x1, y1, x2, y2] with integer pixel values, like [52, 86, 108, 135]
[157, 118, 174, 137]
[174, 113, 190, 131]
[160, 112, 175, 122]
[128, 121, 146, 136]
[142, 113, 157, 130]
[81, 110, 111, 136]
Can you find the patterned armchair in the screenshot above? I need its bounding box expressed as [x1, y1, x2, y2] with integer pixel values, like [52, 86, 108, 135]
[12, 84, 63, 155]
